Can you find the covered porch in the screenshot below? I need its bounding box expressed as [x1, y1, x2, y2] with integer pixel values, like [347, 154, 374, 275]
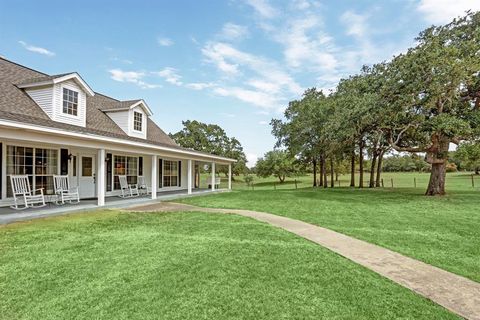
[0, 188, 229, 224]
[0, 126, 234, 211]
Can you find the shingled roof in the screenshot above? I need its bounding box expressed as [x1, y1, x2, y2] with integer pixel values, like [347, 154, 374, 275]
[0, 57, 180, 149]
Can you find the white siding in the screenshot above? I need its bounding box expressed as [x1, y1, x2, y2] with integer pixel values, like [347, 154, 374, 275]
[25, 87, 54, 118]
[107, 111, 130, 135]
[106, 106, 148, 139]
[52, 80, 86, 127]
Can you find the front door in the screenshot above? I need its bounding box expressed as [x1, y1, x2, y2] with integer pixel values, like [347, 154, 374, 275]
[79, 155, 96, 198]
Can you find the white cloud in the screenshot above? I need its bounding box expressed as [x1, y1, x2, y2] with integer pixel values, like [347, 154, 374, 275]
[157, 37, 174, 46]
[201, 41, 304, 109]
[292, 0, 311, 10]
[247, 79, 280, 94]
[202, 42, 303, 95]
[273, 16, 338, 72]
[340, 11, 368, 37]
[417, 0, 480, 24]
[220, 23, 249, 40]
[246, 0, 278, 19]
[108, 69, 161, 89]
[213, 86, 280, 109]
[153, 67, 183, 86]
[18, 41, 55, 57]
[246, 153, 258, 168]
[202, 43, 240, 75]
[258, 120, 268, 125]
[185, 82, 215, 90]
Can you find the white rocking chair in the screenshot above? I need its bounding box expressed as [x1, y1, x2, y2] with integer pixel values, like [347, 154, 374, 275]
[137, 176, 152, 196]
[53, 175, 80, 205]
[10, 175, 46, 210]
[118, 175, 139, 198]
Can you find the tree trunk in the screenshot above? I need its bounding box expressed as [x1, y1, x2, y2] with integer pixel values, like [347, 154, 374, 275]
[330, 158, 334, 188]
[279, 175, 285, 183]
[335, 172, 339, 181]
[369, 151, 378, 188]
[319, 156, 324, 186]
[375, 150, 384, 188]
[350, 149, 355, 187]
[426, 162, 446, 195]
[425, 135, 449, 196]
[475, 167, 479, 175]
[313, 159, 317, 187]
[359, 139, 364, 188]
[323, 155, 328, 189]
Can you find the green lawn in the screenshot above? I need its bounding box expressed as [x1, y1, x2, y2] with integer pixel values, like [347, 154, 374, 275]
[181, 172, 480, 283]
[0, 210, 457, 319]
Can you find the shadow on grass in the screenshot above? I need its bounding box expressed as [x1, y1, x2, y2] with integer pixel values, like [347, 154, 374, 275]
[236, 185, 480, 206]
[252, 180, 304, 187]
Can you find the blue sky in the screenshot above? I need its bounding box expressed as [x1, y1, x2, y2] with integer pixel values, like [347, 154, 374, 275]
[1, 0, 479, 166]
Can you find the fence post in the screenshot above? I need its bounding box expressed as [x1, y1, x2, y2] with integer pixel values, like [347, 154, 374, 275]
[414, 177, 416, 188]
[472, 174, 475, 188]
[391, 178, 394, 189]
[295, 179, 298, 189]
[381, 178, 384, 188]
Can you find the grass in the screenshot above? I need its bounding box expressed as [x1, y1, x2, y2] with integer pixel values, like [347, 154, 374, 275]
[181, 172, 480, 283]
[0, 210, 458, 319]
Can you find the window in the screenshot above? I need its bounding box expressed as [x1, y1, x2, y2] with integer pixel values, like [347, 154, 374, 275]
[82, 157, 93, 176]
[72, 156, 77, 177]
[6, 146, 58, 196]
[133, 111, 143, 131]
[113, 155, 138, 189]
[62, 88, 78, 116]
[163, 160, 178, 187]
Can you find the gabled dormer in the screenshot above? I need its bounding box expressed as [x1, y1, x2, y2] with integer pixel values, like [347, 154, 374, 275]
[17, 73, 94, 127]
[102, 100, 152, 139]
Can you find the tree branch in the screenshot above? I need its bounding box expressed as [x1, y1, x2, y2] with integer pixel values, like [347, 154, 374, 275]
[387, 124, 426, 152]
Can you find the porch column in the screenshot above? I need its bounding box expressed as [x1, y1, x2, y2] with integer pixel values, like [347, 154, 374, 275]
[97, 149, 105, 206]
[151, 155, 158, 200]
[187, 159, 192, 195]
[211, 162, 216, 191]
[228, 164, 232, 190]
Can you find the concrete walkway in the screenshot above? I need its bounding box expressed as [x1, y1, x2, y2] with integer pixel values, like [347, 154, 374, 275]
[130, 202, 480, 320]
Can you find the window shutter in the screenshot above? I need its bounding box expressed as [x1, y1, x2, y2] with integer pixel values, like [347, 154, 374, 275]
[139, 157, 143, 176]
[178, 161, 181, 187]
[60, 149, 69, 175]
[106, 153, 112, 191]
[159, 159, 163, 188]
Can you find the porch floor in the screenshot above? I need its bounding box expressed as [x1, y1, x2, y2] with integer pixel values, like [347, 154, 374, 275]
[0, 188, 228, 225]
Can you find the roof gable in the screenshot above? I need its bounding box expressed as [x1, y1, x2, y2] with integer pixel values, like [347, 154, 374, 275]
[0, 57, 177, 148]
[101, 99, 153, 116]
[17, 72, 95, 96]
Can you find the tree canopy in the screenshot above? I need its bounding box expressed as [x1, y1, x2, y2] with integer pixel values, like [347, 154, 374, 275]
[170, 120, 247, 176]
[271, 11, 480, 195]
[255, 150, 300, 183]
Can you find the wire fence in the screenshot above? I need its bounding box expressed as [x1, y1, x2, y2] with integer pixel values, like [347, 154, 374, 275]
[237, 173, 479, 191]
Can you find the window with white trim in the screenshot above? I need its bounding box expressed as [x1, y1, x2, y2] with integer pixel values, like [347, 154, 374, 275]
[113, 155, 138, 189]
[133, 111, 143, 131]
[163, 160, 178, 187]
[62, 88, 78, 116]
[6, 146, 58, 196]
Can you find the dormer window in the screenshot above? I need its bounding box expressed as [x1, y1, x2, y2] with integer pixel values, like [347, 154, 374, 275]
[133, 111, 143, 131]
[63, 88, 78, 116]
